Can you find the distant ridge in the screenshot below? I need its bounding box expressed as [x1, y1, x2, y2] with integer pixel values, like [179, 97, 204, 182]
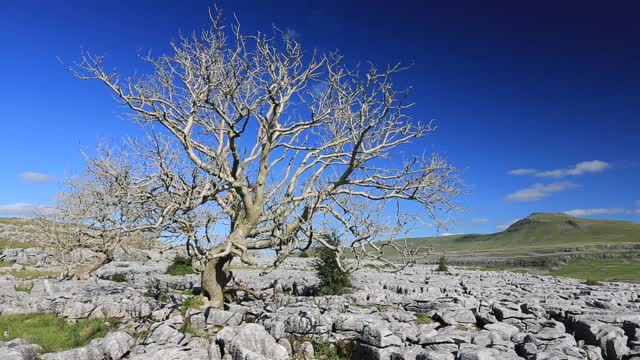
[400, 212, 640, 253]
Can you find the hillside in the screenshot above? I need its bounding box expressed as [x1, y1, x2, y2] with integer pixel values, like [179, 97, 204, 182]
[400, 213, 640, 255]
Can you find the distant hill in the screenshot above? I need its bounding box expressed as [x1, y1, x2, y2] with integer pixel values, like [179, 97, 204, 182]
[398, 213, 640, 255]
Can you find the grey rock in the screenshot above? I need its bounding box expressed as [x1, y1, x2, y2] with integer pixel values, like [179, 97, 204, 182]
[40, 345, 105, 360]
[99, 331, 134, 360]
[434, 307, 476, 325]
[126, 344, 208, 360]
[358, 324, 403, 348]
[416, 351, 455, 360]
[483, 322, 520, 340]
[205, 308, 244, 327]
[351, 341, 399, 360]
[457, 343, 521, 360]
[0, 339, 40, 360]
[217, 324, 288, 360]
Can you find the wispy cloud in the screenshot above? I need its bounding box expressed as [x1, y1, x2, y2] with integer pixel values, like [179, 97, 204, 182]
[509, 168, 537, 176]
[508, 160, 609, 178]
[563, 208, 624, 217]
[19, 171, 55, 184]
[441, 232, 463, 236]
[496, 219, 518, 231]
[635, 200, 640, 208]
[0, 203, 37, 216]
[505, 182, 576, 202]
[536, 160, 609, 178]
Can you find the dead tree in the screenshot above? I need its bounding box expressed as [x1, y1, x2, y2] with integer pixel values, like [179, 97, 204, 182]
[36, 146, 169, 279]
[69, 11, 461, 307]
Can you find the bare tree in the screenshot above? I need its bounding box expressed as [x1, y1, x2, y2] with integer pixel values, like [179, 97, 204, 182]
[69, 12, 461, 308]
[36, 146, 168, 279]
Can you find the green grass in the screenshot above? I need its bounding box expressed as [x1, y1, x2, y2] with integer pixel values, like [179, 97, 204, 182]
[0, 313, 118, 353]
[110, 273, 127, 282]
[166, 256, 193, 276]
[549, 258, 640, 282]
[0, 238, 37, 249]
[15, 285, 32, 293]
[0, 260, 15, 267]
[181, 296, 205, 312]
[7, 269, 59, 280]
[415, 312, 434, 324]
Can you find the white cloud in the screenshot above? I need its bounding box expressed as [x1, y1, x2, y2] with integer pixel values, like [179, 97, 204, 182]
[470, 218, 489, 225]
[441, 232, 463, 236]
[508, 161, 609, 178]
[509, 168, 537, 176]
[536, 160, 609, 178]
[0, 203, 37, 216]
[505, 182, 576, 202]
[563, 208, 624, 217]
[496, 219, 518, 231]
[19, 171, 55, 184]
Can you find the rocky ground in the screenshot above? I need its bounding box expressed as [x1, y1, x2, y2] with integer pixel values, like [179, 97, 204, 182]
[1, 245, 640, 360]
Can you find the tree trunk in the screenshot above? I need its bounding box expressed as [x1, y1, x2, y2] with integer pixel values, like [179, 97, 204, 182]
[201, 254, 233, 309]
[72, 252, 110, 280]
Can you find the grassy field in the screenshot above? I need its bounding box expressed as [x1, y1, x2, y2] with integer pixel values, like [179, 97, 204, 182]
[459, 257, 640, 282]
[549, 258, 640, 282]
[391, 213, 640, 256]
[0, 313, 117, 352]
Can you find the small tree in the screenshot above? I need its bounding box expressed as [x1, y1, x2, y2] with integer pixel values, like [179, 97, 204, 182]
[314, 233, 352, 295]
[68, 10, 461, 307]
[35, 147, 168, 280]
[436, 254, 448, 272]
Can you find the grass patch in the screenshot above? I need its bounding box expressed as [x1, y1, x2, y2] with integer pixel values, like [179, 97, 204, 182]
[7, 269, 59, 280]
[181, 296, 205, 312]
[15, 285, 32, 293]
[0, 260, 16, 267]
[166, 256, 193, 276]
[110, 273, 127, 283]
[585, 278, 602, 286]
[0, 313, 117, 353]
[0, 238, 37, 249]
[550, 258, 640, 282]
[415, 312, 434, 324]
[312, 340, 351, 360]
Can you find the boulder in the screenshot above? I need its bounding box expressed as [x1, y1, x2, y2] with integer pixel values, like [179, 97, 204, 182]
[99, 331, 134, 360]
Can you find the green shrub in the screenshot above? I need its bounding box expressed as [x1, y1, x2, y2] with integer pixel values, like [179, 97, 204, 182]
[314, 233, 352, 296]
[415, 312, 433, 324]
[110, 273, 127, 282]
[436, 254, 448, 272]
[0, 260, 16, 267]
[15, 285, 32, 293]
[144, 279, 169, 302]
[181, 296, 205, 312]
[585, 278, 602, 286]
[166, 256, 193, 276]
[312, 340, 352, 360]
[299, 250, 310, 258]
[0, 313, 117, 353]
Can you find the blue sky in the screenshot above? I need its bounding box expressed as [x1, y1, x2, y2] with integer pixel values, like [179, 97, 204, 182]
[1, 0, 638, 235]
